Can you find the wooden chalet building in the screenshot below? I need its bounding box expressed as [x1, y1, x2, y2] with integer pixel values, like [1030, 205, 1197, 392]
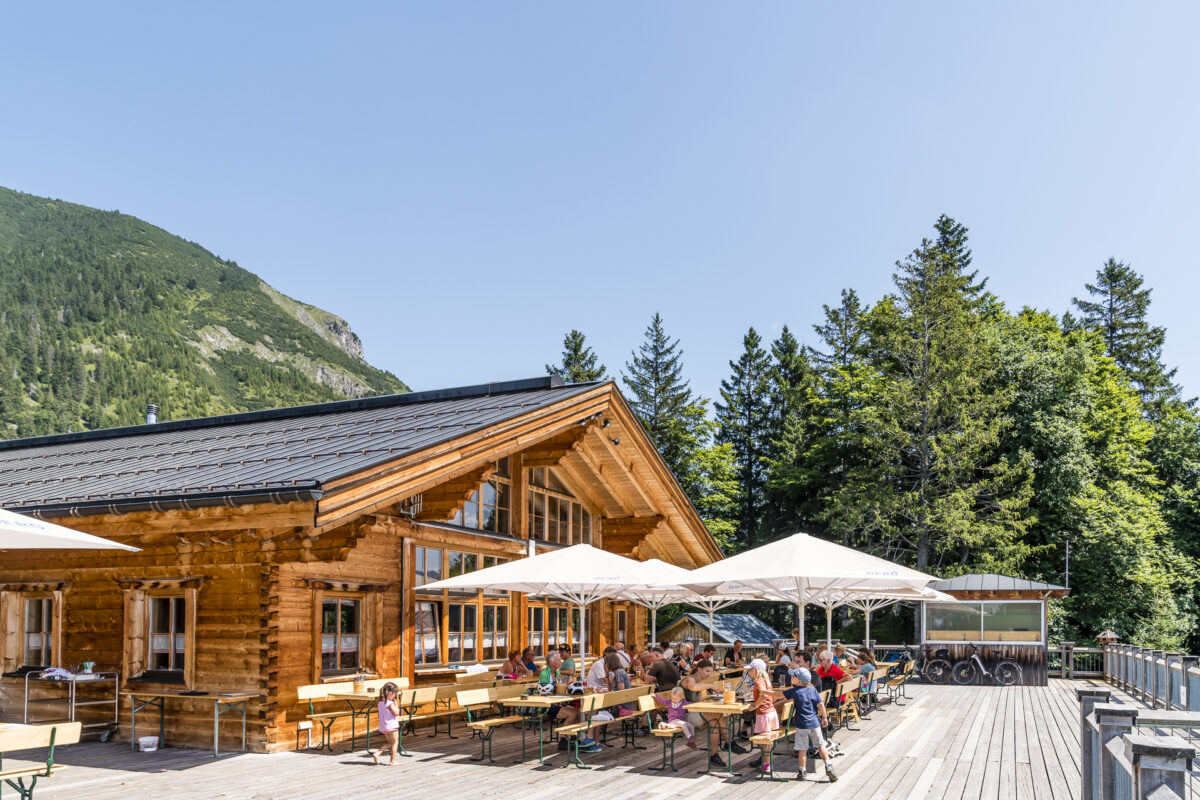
[0, 377, 722, 751]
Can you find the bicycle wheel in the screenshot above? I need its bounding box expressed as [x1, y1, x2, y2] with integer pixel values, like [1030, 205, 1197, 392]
[951, 660, 978, 685]
[993, 660, 1022, 687]
[924, 658, 952, 685]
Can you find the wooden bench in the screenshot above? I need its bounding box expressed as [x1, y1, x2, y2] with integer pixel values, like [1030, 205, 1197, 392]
[829, 675, 861, 730]
[886, 661, 914, 705]
[0, 722, 81, 800]
[296, 677, 409, 751]
[859, 667, 890, 715]
[750, 699, 795, 782]
[456, 685, 529, 762]
[408, 683, 467, 739]
[455, 670, 496, 685]
[638, 694, 688, 772]
[557, 686, 651, 767]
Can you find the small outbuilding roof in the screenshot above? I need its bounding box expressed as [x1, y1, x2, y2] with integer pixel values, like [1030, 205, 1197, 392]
[661, 613, 784, 645]
[929, 573, 1068, 598]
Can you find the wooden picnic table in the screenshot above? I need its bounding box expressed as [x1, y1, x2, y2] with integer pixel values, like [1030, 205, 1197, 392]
[498, 692, 585, 764]
[685, 698, 750, 778]
[123, 689, 255, 758]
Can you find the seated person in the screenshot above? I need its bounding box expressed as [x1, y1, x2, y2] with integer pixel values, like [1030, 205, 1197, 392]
[817, 650, 848, 705]
[586, 646, 617, 690]
[645, 647, 681, 692]
[499, 649, 528, 679]
[724, 640, 746, 668]
[557, 644, 577, 678]
[682, 659, 749, 768]
[521, 647, 538, 674]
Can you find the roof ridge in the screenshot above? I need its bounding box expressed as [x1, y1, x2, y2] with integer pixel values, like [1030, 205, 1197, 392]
[0, 376, 600, 453]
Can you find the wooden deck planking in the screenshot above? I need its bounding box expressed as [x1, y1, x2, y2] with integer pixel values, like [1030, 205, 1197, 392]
[1, 680, 1095, 800]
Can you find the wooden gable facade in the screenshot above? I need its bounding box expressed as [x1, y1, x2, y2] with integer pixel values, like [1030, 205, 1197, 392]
[0, 377, 721, 752]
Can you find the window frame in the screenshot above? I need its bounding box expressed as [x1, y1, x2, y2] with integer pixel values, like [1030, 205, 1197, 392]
[526, 467, 594, 545]
[412, 544, 511, 668]
[120, 579, 200, 688]
[319, 595, 363, 676]
[0, 586, 65, 675]
[921, 599, 1045, 644]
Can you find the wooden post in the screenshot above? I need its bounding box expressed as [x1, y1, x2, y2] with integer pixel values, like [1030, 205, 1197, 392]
[1124, 734, 1194, 799]
[1077, 687, 1112, 800]
[1062, 641, 1075, 679]
[1182, 656, 1200, 712]
[1095, 703, 1138, 800]
[1150, 650, 1165, 708]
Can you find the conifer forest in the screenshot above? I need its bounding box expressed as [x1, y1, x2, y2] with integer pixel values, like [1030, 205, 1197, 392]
[550, 216, 1200, 650]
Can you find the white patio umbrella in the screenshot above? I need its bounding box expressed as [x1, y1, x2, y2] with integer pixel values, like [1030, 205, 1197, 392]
[0, 508, 140, 551]
[621, 558, 742, 645]
[679, 532, 939, 648]
[420, 543, 651, 678]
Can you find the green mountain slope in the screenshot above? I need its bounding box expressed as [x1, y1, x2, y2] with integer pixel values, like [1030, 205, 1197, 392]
[0, 186, 408, 438]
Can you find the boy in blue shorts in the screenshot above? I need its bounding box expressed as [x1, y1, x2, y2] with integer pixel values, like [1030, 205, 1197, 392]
[782, 667, 838, 782]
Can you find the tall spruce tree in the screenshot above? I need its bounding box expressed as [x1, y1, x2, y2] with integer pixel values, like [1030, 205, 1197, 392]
[714, 327, 774, 550]
[546, 329, 607, 383]
[828, 217, 1032, 570]
[760, 327, 816, 536]
[810, 289, 869, 370]
[622, 313, 736, 548]
[1071, 258, 1179, 411]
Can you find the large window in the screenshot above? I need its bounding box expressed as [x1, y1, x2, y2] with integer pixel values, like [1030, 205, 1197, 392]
[414, 546, 442, 587]
[321, 598, 361, 674]
[448, 603, 478, 663]
[481, 606, 508, 661]
[527, 468, 592, 545]
[615, 609, 627, 645]
[924, 601, 1042, 643]
[528, 606, 545, 657]
[548, 607, 570, 650]
[415, 601, 441, 666]
[23, 598, 54, 668]
[452, 458, 511, 533]
[149, 596, 187, 672]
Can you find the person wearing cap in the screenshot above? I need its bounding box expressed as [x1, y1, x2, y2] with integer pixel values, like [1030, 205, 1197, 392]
[783, 667, 837, 782]
[745, 658, 782, 772]
[557, 644, 577, 678]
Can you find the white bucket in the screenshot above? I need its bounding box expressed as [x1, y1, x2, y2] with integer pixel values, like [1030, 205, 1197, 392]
[138, 736, 159, 752]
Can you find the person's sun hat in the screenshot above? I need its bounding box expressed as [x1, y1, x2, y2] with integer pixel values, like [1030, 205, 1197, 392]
[748, 658, 768, 673]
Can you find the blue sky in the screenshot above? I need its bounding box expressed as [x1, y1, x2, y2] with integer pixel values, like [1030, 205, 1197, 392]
[3, 3, 1198, 404]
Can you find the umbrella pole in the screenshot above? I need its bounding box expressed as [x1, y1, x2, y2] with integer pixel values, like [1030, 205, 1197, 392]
[578, 602, 587, 683]
[651, 606, 657, 646]
[865, 610, 871, 646]
[708, 608, 714, 646]
[826, 606, 832, 648]
[799, 602, 806, 650]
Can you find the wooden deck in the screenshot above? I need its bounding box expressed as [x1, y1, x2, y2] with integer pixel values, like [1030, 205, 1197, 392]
[4, 680, 1095, 799]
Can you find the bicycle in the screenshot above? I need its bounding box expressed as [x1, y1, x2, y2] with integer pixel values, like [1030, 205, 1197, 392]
[951, 644, 1022, 686]
[919, 646, 953, 685]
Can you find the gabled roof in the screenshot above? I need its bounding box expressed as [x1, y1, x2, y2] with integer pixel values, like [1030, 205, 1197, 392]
[0, 377, 596, 516]
[929, 573, 1068, 597]
[662, 613, 784, 645]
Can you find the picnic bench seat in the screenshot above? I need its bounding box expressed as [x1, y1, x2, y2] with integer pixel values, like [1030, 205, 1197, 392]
[0, 721, 81, 800]
[638, 694, 690, 772]
[455, 670, 496, 685]
[829, 675, 861, 730]
[407, 683, 467, 738]
[296, 677, 409, 751]
[886, 660, 914, 704]
[557, 686, 651, 767]
[749, 699, 794, 782]
[456, 685, 529, 762]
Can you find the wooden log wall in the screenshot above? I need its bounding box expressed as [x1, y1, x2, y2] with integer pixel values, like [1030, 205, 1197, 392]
[920, 642, 1048, 686]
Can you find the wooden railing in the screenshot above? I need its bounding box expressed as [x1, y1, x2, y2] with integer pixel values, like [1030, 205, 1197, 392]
[1098, 645, 1200, 712]
[1047, 642, 1108, 679]
[1077, 688, 1195, 800]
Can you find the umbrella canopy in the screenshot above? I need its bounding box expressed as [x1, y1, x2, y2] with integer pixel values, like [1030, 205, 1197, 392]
[621, 558, 742, 644]
[420, 543, 651, 676]
[679, 532, 939, 647]
[0, 508, 140, 551]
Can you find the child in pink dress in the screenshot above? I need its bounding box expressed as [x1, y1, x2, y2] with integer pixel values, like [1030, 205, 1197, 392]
[655, 686, 697, 749]
[372, 682, 402, 765]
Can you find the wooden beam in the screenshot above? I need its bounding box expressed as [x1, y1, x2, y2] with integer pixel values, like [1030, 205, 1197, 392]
[412, 463, 495, 521]
[521, 422, 595, 467]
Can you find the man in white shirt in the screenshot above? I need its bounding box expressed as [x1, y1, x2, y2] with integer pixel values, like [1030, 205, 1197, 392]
[615, 640, 631, 669]
[587, 646, 617, 690]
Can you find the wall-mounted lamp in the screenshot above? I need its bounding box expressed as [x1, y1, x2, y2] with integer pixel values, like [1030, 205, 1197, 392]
[602, 419, 611, 429]
[610, 437, 620, 446]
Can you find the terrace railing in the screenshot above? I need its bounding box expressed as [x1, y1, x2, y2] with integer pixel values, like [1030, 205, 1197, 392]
[1098, 645, 1200, 712]
[1048, 642, 1107, 679]
[1078, 688, 1196, 800]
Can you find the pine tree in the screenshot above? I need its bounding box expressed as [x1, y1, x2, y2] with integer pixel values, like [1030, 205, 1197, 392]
[714, 327, 774, 550]
[810, 289, 868, 370]
[546, 329, 607, 383]
[828, 217, 1032, 570]
[622, 313, 699, 473]
[1071, 258, 1179, 411]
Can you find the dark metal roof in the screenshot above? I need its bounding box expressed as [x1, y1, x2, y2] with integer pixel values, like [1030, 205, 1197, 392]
[0, 377, 600, 516]
[929, 573, 1068, 595]
[664, 613, 784, 645]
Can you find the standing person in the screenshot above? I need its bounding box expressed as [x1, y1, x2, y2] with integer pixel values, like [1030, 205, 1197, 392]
[783, 668, 837, 782]
[371, 682, 402, 766]
[724, 640, 746, 668]
[746, 659, 781, 773]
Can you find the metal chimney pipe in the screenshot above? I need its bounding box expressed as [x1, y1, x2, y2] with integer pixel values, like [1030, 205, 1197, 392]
[146, 404, 159, 424]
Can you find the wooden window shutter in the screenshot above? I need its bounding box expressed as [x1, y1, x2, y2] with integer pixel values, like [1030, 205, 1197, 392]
[0, 593, 18, 674]
[123, 588, 148, 684]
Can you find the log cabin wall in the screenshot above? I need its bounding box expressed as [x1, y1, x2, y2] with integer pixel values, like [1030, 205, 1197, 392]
[0, 379, 722, 753]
